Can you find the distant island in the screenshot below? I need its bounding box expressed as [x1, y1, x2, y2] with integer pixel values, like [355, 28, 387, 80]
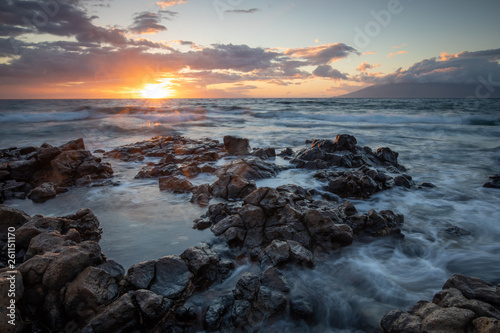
[339, 82, 500, 98]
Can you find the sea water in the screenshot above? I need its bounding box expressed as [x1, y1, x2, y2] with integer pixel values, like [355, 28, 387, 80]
[1, 98, 499, 331]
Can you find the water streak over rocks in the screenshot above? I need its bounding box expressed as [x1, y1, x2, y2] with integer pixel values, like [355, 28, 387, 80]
[381, 274, 500, 333]
[0, 139, 113, 203]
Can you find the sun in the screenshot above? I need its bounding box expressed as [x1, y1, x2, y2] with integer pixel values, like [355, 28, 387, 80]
[138, 81, 173, 99]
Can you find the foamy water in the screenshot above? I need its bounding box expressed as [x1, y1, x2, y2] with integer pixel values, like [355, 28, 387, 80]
[1, 98, 499, 331]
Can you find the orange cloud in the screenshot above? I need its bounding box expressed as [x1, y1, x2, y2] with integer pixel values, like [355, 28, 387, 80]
[392, 43, 407, 49]
[356, 62, 380, 72]
[362, 51, 376, 55]
[439, 52, 457, 61]
[157, 0, 187, 8]
[388, 50, 408, 58]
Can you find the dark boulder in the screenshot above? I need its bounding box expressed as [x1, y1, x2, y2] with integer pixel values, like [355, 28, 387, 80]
[223, 136, 250, 156]
[159, 175, 194, 193]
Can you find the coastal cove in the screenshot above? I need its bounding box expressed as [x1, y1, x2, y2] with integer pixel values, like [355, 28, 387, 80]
[1, 98, 500, 332]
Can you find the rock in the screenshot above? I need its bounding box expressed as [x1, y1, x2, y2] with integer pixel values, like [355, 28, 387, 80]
[255, 286, 287, 313]
[64, 267, 119, 321]
[159, 175, 194, 193]
[126, 260, 156, 290]
[150, 255, 193, 299]
[180, 245, 220, 288]
[28, 182, 57, 203]
[290, 288, 314, 321]
[62, 208, 102, 242]
[211, 173, 256, 200]
[473, 317, 500, 333]
[24, 231, 75, 261]
[381, 309, 421, 333]
[238, 204, 265, 229]
[60, 138, 85, 151]
[190, 183, 212, 206]
[82, 293, 138, 333]
[134, 289, 171, 323]
[223, 136, 250, 155]
[217, 157, 286, 180]
[420, 307, 476, 332]
[37, 144, 61, 164]
[252, 148, 276, 159]
[483, 174, 500, 188]
[97, 260, 125, 281]
[42, 241, 104, 290]
[260, 267, 289, 293]
[442, 274, 500, 307]
[234, 273, 260, 301]
[278, 148, 294, 157]
[0, 205, 30, 240]
[204, 294, 234, 331]
[264, 240, 290, 266]
[375, 147, 399, 165]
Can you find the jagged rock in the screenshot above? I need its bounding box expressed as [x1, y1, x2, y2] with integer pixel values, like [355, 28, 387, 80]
[64, 267, 119, 321]
[0, 205, 30, 240]
[211, 173, 256, 200]
[290, 288, 315, 322]
[97, 260, 125, 281]
[42, 241, 104, 290]
[0, 139, 113, 202]
[484, 174, 500, 188]
[27, 182, 57, 203]
[382, 274, 500, 333]
[252, 148, 276, 159]
[223, 136, 250, 155]
[24, 231, 75, 261]
[126, 260, 156, 290]
[134, 289, 172, 324]
[150, 255, 193, 299]
[82, 293, 138, 333]
[159, 175, 194, 193]
[217, 157, 287, 181]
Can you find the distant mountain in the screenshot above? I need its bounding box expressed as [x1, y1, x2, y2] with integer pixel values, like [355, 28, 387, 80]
[338, 82, 500, 98]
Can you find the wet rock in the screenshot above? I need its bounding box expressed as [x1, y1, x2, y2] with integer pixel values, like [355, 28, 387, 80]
[260, 267, 289, 293]
[442, 274, 500, 307]
[24, 231, 75, 261]
[82, 293, 138, 333]
[211, 173, 256, 200]
[0, 205, 30, 240]
[159, 175, 194, 193]
[134, 289, 172, 324]
[483, 174, 500, 188]
[27, 182, 57, 203]
[252, 148, 276, 159]
[126, 260, 156, 290]
[97, 260, 125, 281]
[382, 274, 500, 333]
[473, 317, 500, 332]
[234, 273, 260, 301]
[0, 139, 113, 202]
[217, 157, 287, 181]
[42, 241, 104, 290]
[421, 307, 475, 332]
[381, 309, 421, 333]
[181, 245, 222, 288]
[278, 147, 294, 157]
[290, 289, 315, 322]
[190, 183, 212, 206]
[223, 135, 250, 155]
[150, 255, 193, 299]
[64, 267, 119, 321]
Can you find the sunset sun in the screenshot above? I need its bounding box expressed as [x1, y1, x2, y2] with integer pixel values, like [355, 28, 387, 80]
[139, 81, 173, 99]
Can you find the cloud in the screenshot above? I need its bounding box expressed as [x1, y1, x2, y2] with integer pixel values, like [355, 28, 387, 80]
[129, 11, 176, 34]
[157, 0, 187, 8]
[356, 62, 380, 72]
[357, 48, 500, 85]
[362, 51, 376, 55]
[388, 50, 408, 58]
[312, 65, 348, 80]
[225, 8, 260, 14]
[392, 43, 407, 49]
[284, 43, 358, 65]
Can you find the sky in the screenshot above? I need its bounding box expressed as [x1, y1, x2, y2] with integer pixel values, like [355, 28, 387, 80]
[0, 0, 499, 98]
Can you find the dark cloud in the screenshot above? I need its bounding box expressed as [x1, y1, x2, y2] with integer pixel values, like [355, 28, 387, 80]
[129, 10, 176, 34]
[285, 43, 358, 65]
[358, 48, 500, 85]
[225, 8, 260, 14]
[313, 65, 348, 80]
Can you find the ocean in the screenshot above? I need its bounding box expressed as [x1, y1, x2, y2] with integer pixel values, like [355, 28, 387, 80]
[1, 98, 500, 331]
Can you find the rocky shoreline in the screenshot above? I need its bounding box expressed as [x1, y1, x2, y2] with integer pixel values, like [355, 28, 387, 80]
[0, 134, 498, 332]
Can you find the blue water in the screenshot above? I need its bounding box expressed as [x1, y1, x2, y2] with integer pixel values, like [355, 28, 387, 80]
[1, 98, 499, 332]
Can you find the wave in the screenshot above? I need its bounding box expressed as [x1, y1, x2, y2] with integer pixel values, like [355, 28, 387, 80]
[0, 110, 91, 123]
[254, 111, 500, 126]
